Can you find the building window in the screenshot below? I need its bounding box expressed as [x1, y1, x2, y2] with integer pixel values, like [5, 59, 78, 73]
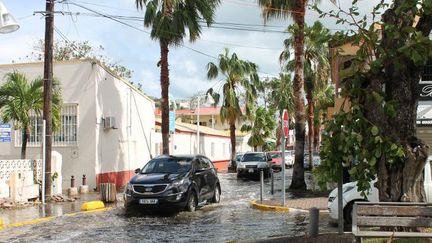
[211, 142, 215, 157]
[15, 104, 78, 147]
[422, 60, 432, 81]
[222, 143, 226, 156]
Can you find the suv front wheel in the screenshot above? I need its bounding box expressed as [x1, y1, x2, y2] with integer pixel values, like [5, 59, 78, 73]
[186, 190, 198, 212]
[211, 184, 221, 203]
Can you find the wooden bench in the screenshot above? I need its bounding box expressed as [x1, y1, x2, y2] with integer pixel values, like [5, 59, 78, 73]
[352, 202, 432, 242]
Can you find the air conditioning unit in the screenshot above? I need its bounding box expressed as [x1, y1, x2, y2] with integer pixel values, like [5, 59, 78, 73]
[103, 116, 117, 130]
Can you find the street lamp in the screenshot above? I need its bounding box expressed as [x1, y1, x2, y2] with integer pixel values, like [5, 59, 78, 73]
[0, 2, 19, 34]
[196, 94, 214, 154]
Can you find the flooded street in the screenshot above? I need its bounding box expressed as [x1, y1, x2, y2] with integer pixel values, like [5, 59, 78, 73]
[0, 172, 336, 243]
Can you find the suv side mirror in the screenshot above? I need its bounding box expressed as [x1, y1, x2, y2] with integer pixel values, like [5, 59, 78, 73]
[134, 168, 141, 174]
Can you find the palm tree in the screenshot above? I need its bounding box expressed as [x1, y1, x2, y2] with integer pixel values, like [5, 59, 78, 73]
[258, 0, 308, 190]
[241, 107, 276, 151]
[258, 1, 333, 189]
[266, 74, 295, 148]
[313, 84, 334, 152]
[280, 21, 331, 170]
[135, 0, 220, 154]
[206, 48, 260, 160]
[0, 71, 62, 159]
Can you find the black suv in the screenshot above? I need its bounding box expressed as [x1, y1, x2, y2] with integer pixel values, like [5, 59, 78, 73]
[124, 155, 221, 212]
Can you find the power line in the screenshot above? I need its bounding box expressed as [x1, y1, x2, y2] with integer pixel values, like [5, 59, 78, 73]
[61, 0, 282, 78]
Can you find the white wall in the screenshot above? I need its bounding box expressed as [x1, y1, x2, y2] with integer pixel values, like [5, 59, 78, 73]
[151, 131, 231, 162]
[94, 64, 155, 176]
[0, 61, 155, 190]
[0, 61, 97, 189]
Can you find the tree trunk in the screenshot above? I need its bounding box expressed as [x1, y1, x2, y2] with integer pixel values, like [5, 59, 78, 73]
[160, 41, 170, 155]
[229, 123, 236, 160]
[307, 92, 314, 170]
[313, 117, 320, 152]
[43, 0, 54, 197]
[21, 128, 29, 159]
[370, 2, 432, 203]
[289, 2, 307, 190]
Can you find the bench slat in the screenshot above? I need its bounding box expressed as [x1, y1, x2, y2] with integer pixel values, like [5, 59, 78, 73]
[355, 231, 432, 238]
[357, 205, 432, 217]
[357, 216, 432, 227]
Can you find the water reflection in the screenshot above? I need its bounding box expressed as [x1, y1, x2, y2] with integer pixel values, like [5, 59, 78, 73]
[0, 173, 336, 243]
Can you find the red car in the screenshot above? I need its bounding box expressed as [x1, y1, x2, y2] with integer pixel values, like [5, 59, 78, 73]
[267, 151, 283, 171]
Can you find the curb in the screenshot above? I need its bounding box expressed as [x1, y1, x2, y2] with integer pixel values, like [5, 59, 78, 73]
[0, 216, 55, 229]
[0, 202, 111, 229]
[250, 200, 289, 212]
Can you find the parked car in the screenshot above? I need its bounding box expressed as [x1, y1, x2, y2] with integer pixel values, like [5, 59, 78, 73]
[267, 151, 283, 171]
[236, 152, 272, 178]
[284, 150, 294, 168]
[327, 156, 432, 225]
[228, 152, 244, 172]
[304, 152, 320, 170]
[124, 155, 221, 213]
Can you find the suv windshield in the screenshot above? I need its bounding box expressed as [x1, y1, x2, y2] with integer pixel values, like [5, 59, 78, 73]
[269, 153, 281, 159]
[140, 157, 192, 174]
[242, 153, 266, 162]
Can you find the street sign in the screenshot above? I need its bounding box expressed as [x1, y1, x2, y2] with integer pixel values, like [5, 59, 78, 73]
[0, 123, 11, 142]
[282, 109, 289, 138]
[169, 111, 175, 134]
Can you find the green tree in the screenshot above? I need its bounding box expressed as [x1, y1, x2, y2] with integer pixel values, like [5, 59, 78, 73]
[280, 21, 331, 169]
[266, 74, 295, 148]
[316, 0, 432, 204]
[27, 40, 133, 79]
[206, 48, 260, 160]
[0, 71, 62, 159]
[135, 0, 220, 154]
[241, 107, 276, 151]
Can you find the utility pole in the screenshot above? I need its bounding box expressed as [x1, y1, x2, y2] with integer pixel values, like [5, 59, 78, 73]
[43, 0, 54, 198]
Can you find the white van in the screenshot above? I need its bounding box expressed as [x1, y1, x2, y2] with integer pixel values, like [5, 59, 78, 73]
[327, 156, 432, 224]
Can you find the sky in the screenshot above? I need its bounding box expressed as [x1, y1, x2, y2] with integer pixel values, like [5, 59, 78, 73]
[0, 0, 382, 99]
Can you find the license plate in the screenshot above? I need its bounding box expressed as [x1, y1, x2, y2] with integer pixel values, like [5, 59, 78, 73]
[139, 199, 158, 204]
[248, 168, 254, 173]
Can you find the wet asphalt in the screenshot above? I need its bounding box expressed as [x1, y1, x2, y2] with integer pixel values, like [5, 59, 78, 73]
[0, 171, 337, 243]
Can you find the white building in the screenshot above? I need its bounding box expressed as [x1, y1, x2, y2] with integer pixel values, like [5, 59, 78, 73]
[0, 60, 155, 190]
[153, 119, 235, 170]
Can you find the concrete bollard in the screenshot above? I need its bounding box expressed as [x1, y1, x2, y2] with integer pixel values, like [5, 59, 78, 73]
[68, 175, 78, 196]
[71, 175, 75, 188]
[79, 174, 89, 194]
[309, 207, 319, 238]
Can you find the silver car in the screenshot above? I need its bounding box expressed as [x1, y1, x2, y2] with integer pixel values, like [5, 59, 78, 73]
[236, 152, 271, 178]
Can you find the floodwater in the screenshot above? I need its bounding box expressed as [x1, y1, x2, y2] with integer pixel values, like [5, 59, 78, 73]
[0, 171, 337, 243]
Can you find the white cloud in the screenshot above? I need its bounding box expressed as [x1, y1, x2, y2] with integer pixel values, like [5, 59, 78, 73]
[1, 0, 387, 99]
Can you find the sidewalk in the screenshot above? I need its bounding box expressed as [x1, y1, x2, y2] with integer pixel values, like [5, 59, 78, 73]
[251, 196, 328, 212]
[0, 193, 118, 226]
[240, 233, 353, 243]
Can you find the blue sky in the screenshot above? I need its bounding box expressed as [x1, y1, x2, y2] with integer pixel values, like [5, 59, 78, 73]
[0, 0, 380, 99]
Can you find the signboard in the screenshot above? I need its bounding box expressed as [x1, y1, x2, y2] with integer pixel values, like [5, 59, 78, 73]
[417, 119, 432, 127]
[282, 109, 289, 138]
[0, 124, 11, 142]
[169, 111, 175, 134]
[419, 83, 432, 101]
